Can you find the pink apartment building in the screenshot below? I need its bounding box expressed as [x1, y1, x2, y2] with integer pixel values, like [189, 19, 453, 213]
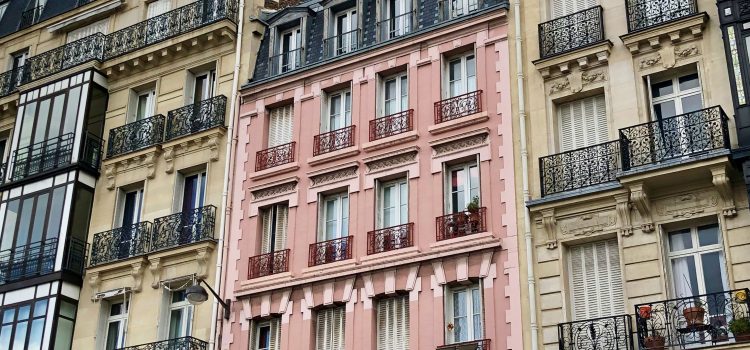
[221, 1, 520, 349]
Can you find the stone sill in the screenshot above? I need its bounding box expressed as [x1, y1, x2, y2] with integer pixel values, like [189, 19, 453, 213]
[250, 161, 300, 181]
[428, 111, 489, 135]
[300, 259, 357, 276]
[429, 231, 496, 252]
[362, 131, 418, 152]
[307, 146, 360, 166]
[239, 271, 294, 291]
[358, 246, 421, 263]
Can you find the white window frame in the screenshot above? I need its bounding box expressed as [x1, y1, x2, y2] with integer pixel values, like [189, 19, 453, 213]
[380, 73, 408, 117]
[131, 88, 156, 122]
[318, 192, 349, 242]
[147, 0, 172, 19]
[261, 204, 288, 253]
[666, 223, 729, 298]
[175, 170, 207, 213]
[322, 89, 352, 133]
[333, 8, 358, 55]
[115, 188, 144, 227]
[277, 26, 302, 72]
[252, 318, 281, 350]
[444, 160, 480, 214]
[445, 52, 477, 99]
[445, 282, 483, 344]
[188, 69, 216, 106]
[376, 178, 408, 229]
[167, 290, 193, 339]
[648, 69, 703, 120]
[384, 0, 412, 38]
[267, 105, 294, 147]
[103, 300, 128, 350]
[448, 0, 479, 18]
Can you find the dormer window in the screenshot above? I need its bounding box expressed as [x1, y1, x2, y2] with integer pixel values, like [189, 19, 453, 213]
[271, 24, 302, 74]
[378, 0, 414, 41]
[444, 0, 479, 19]
[326, 8, 358, 57]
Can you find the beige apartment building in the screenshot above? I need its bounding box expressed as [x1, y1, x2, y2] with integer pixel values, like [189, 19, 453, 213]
[512, 0, 750, 349]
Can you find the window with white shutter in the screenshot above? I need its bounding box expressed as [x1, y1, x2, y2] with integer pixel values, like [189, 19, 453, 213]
[568, 239, 624, 320]
[251, 317, 281, 350]
[268, 105, 294, 147]
[147, 0, 172, 18]
[261, 204, 288, 253]
[557, 94, 607, 152]
[315, 306, 345, 350]
[66, 18, 109, 43]
[377, 295, 409, 350]
[550, 0, 597, 19]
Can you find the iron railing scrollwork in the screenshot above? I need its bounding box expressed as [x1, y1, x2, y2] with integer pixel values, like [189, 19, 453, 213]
[377, 11, 416, 41]
[268, 48, 304, 76]
[117, 336, 208, 350]
[558, 314, 634, 350]
[539, 140, 620, 196]
[625, 0, 697, 33]
[367, 223, 414, 255]
[165, 95, 227, 141]
[436, 207, 487, 241]
[152, 205, 216, 251]
[313, 125, 355, 156]
[89, 222, 153, 266]
[369, 110, 413, 141]
[308, 236, 353, 266]
[619, 106, 730, 170]
[255, 142, 296, 171]
[0, 69, 17, 97]
[19, 5, 44, 29]
[107, 115, 166, 158]
[0, 239, 58, 284]
[539, 6, 604, 59]
[21, 33, 105, 84]
[248, 249, 290, 279]
[12, 133, 75, 181]
[434, 90, 483, 124]
[324, 29, 360, 58]
[436, 339, 491, 350]
[635, 289, 750, 349]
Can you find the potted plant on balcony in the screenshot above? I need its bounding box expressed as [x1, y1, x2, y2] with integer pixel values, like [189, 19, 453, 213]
[467, 196, 481, 227]
[729, 317, 750, 342]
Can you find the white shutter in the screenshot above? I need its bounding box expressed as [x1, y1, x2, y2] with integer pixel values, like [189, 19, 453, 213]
[274, 206, 288, 251]
[569, 239, 624, 320]
[261, 208, 272, 254]
[66, 18, 109, 43]
[550, 0, 597, 18]
[270, 318, 281, 350]
[316, 307, 345, 350]
[557, 94, 607, 152]
[147, 0, 172, 18]
[268, 105, 294, 147]
[377, 296, 409, 350]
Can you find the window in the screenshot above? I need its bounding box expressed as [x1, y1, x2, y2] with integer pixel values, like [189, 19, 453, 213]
[382, 0, 413, 39]
[260, 204, 288, 253]
[446, 53, 476, 98]
[131, 88, 156, 122]
[445, 283, 482, 344]
[445, 160, 479, 214]
[0, 138, 7, 162]
[104, 301, 127, 350]
[377, 178, 408, 229]
[557, 94, 607, 152]
[667, 224, 728, 308]
[319, 192, 349, 241]
[649, 69, 702, 120]
[268, 105, 294, 147]
[189, 69, 216, 105]
[382, 73, 408, 116]
[176, 171, 207, 243]
[446, 0, 479, 18]
[54, 301, 77, 350]
[315, 306, 345, 350]
[0, 186, 66, 256]
[0, 3, 8, 22]
[331, 8, 358, 55]
[568, 239, 624, 320]
[16, 84, 82, 152]
[147, 0, 171, 18]
[322, 90, 352, 133]
[550, 0, 596, 18]
[167, 290, 193, 339]
[10, 49, 28, 85]
[276, 26, 302, 73]
[376, 295, 409, 350]
[0, 299, 48, 350]
[66, 18, 109, 43]
[115, 187, 143, 258]
[251, 318, 280, 350]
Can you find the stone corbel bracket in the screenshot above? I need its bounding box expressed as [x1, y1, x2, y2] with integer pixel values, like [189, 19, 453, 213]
[148, 257, 162, 289]
[131, 261, 145, 292]
[88, 271, 101, 296]
[711, 165, 737, 217]
[195, 246, 214, 280]
[614, 193, 633, 237]
[541, 209, 557, 249]
[163, 129, 225, 173]
[629, 183, 654, 232]
[104, 149, 161, 190]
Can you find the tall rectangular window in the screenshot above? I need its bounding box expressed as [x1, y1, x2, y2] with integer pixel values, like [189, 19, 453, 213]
[0, 186, 66, 252]
[446, 0, 478, 18]
[649, 69, 702, 120]
[276, 26, 302, 73]
[382, 73, 408, 116]
[0, 299, 48, 350]
[54, 300, 77, 350]
[557, 94, 607, 152]
[189, 69, 216, 106]
[445, 160, 480, 214]
[332, 9, 357, 55]
[446, 53, 476, 98]
[104, 301, 127, 350]
[147, 0, 172, 18]
[260, 204, 288, 253]
[377, 178, 408, 229]
[445, 283, 482, 344]
[168, 290, 193, 339]
[376, 295, 409, 350]
[323, 90, 352, 133]
[319, 192, 349, 241]
[131, 88, 156, 122]
[315, 306, 345, 350]
[268, 105, 294, 147]
[251, 318, 280, 350]
[568, 239, 624, 320]
[382, 0, 412, 39]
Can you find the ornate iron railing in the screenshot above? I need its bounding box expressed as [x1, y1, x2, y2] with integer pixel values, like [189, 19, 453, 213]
[0, 163, 7, 185]
[625, 0, 697, 33]
[64, 237, 88, 275]
[0, 69, 17, 97]
[0, 239, 57, 284]
[434, 90, 483, 124]
[247, 249, 290, 279]
[19, 5, 44, 29]
[540, 140, 620, 197]
[308, 236, 353, 266]
[313, 125, 355, 156]
[152, 205, 216, 251]
[558, 314, 634, 350]
[268, 48, 304, 76]
[367, 223, 414, 255]
[107, 115, 166, 158]
[377, 11, 416, 41]
[635, 289, 750, 349]
[166, 95, 227, 140]
[324, 29, 360, 58]
[619, 106, 730, 170]
[255, 142, 296, 171]
[89, 222, 153, 266]
[539, 6, 604, 59]
[436, 207, 487, 241]
[436, 339, 491, 350]
[11, 133, 75, 181]
[21, 33, 105, 85]
[369, 109, 413, 141]
[81, 133, 105, 170]
[117, 337, 208, 350]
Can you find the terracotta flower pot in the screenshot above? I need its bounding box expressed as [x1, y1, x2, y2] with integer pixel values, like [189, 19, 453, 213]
[644, 336, 666, 349]
[683, 306, 706, 326]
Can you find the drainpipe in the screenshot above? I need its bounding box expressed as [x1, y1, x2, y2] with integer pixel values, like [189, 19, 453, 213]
[513, 0, 539, 349]
[210, 0, 244, 348]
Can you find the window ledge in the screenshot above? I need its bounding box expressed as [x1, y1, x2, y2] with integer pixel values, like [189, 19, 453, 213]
[362, 131, 418, 152]
[428, 111, 489, 135]
[359, 246, 420, 264]
[300, 259, 356, 276]
[429, 231, 497, 253]
[307, 146, 360, 166]
[251, 161, 300, 181]
[239, 271, 293, 291]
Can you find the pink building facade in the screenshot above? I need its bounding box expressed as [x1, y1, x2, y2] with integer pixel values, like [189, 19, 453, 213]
[221, 1, 520, 349]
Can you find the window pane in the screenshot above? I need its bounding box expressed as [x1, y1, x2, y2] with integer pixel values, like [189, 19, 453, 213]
[172, 290, 186, 303]
[2, 309, 13, 323]
[651, 80, 674, 98]
[169, 309, 184, 338]
[671, 256, 699, 297]
[105, 322, 120, 350]
[54, 318, 74, 350]
[668, 229, 692, 251]
[18, 306, 30, 320]
[698, 224, 719, 246]
[30, 194, 48, 243]
[1, 200, 19, 251]
[679, 73, 700, 91]
[681, 94, 702, 114]
[701, 252, 725, 295]
[258, 325, 270, 348]
[653, 101, 676, 119]
[341, 195, 349, 236]
[27, 318, 44, 350]
[12, 321, 27, 350]
[0, 325, 10, 349]
[33, 300, 47, 317]
[47, 187, 66, 239]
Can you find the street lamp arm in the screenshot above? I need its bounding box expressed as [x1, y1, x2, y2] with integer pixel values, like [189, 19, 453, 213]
[198, 279, 231, 320]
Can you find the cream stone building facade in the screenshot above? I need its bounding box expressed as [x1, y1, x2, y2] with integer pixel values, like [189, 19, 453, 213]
[511, 0, 750, 349]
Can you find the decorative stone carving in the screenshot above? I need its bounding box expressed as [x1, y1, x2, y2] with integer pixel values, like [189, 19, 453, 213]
[614, 193, 633, 237]
[639, 53, 662, 70]
[559, 212, 616, 236]
[310, 166, 358, 187]
[712, 165, 737, 217]
[365, 151, 417, 173]
[675, 45, 700, 60]
[88, 271, 101, 294]
[581, 70, 606, 86]
[658, 45, 677, 69]
[196, 246, 213, 279]
[163, 146, 175, 174]
[433, 134, 488, 156]
[162, 130, 224, 174]
[105, 164, 116, 190]
[541, 209, 557, 249]
[252, 181, 297, 201]
[131, 261, 145, 292]
[549, 78, 570, 94]
[656, 191, 719, 218]
[143, 152, 158, 179]
[149, 257, 162, 289]
[630, 183, 654, 232]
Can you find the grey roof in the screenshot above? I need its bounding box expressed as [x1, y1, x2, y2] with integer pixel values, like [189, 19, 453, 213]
[0, 0, 80, 39]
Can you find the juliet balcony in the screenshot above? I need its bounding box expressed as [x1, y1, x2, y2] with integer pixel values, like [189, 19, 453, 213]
[625, 0, 698, 33]
[434, 90, 483, 124]
[247, 249, 290, 279]
[436, 207, 488, 241]
[377, 11, 417, 41]
[255, 142, 296, 171]
[313, 125, 356, 156]
[367, 223, 414, 255]
[557, 314, 634, 350]
[119, 337, 208, 350]
[369, 110, 414, 141]
[269, 48, 304, 76]
[308, 236, 353, 266]
[324, 29, 360, 58]
[538, 6, 605, 59]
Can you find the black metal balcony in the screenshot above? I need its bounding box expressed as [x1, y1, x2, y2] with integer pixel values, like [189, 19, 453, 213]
[635, 289, 750, 349]
[81, 133, 105, 171]
[625, 0, 698, 33]
[540, 140, 620, 196]
[558, 314, 634, 350]
[324, 29, 360, 58]
[0, 239, 57, 284]
[21, 33, 105, 85]
[377, 11, 416, 41]
[619, 106, 730, 171]
[89, 222, 153, 266]
[63, 237, 88, 275]
[539, 6, 604, 59]
[11, 133, 75, 181]
[151, 205, 216, 251]
[119, 337, 208, 350]
[0, 69, 17, 97]
[19, 5, 44, 29]
[269, 48, 304, 76]
[165, 95, 227, 141]
[107, 115, 166, 158]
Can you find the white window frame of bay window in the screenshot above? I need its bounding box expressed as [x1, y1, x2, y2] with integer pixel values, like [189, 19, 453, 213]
[380, 72, 408, 117]
[376, 177, 408, 229]
[447, 0, 479, 18]
[665, 222, 729, 300]
[267, 105, 294, 148]
[322, 89, 352, 133]
[567, 238, 625, 321]
[315, 306, 345, 350]
[549, 0, 597, 19]
[376, 294, 410, 350]
[318, 192, 349, 242]
[556, 94, 608, 152]
[444, 51, 477, 99]
[647, 67, 703, 121]
[260, 204, 288, 254]
[444, 281, 483, 344]
[251, 318, 281, 350]
[444, 158, 480, 214]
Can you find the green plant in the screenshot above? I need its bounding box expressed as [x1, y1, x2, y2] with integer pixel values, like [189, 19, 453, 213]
[466, 196, 480, 212]
[729, 317, 750, 335]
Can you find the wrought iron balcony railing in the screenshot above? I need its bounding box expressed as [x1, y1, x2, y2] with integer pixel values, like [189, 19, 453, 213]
[539, 6, 604, 59]
[64, 237, 88, 276]
[436, 207, 487, 241]
[367, 223, 414, 255]
[377, 11, 416, 41]
[247, 249, 290, 279]
[19, 5, 44, 29]
[436, 339, 491, 350]
[313, 125, 356, 156]
[107, 115, 166, 158]
[558, 314, 634, 350]
[22, 33, 105, 85]
[118, 336, 208, 350]
[11, 133, 75, 181]
[81, 133, 105, 171]
[89, 222, 153, 266]
[268, 48, 304, 76]
[0, 69, 17, 97]
[152, 205, 216, 251]
[626, 0, 698, 33]
[540, 140, 620, 197]
[255, 142, 296, 171]
[165, 95, 227, 141]
[434, 90, 483, 124]
[308, 236, 353, 266]
[369, 109, 414, 141]
[619, 106, 730, 171]
[635, 289, 750, 349]
[324, 29, 360, 58]
[0, 239, 57, 284]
